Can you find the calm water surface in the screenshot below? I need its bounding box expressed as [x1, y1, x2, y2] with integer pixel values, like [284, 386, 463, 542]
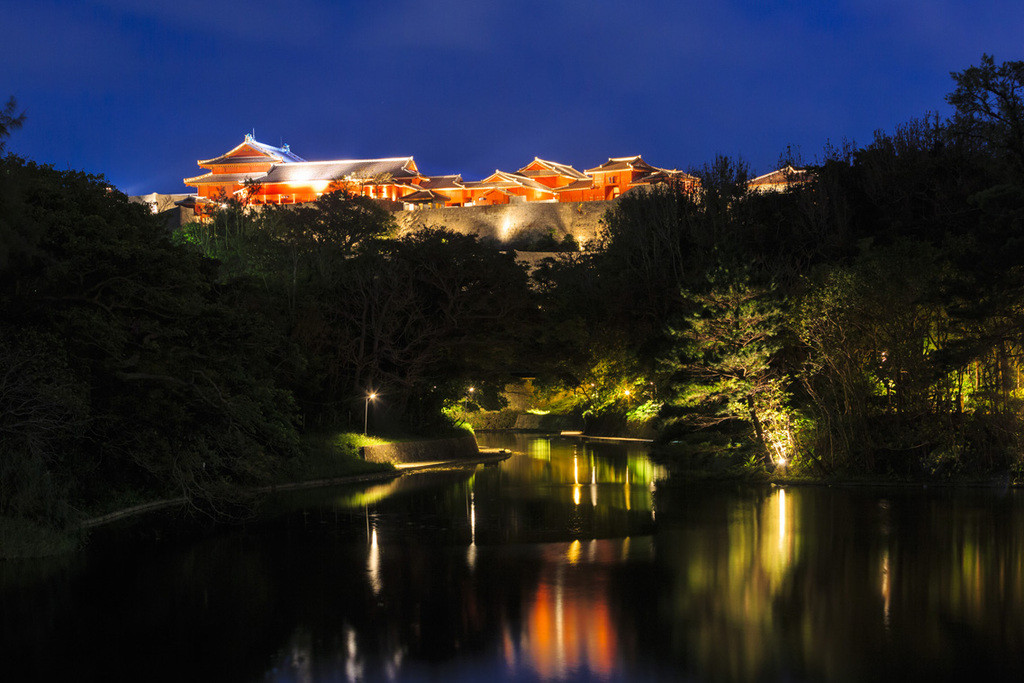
[3, 433, 1024, 681]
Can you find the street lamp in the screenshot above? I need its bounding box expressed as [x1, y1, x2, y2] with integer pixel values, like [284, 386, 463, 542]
[364, 392, 377, 435]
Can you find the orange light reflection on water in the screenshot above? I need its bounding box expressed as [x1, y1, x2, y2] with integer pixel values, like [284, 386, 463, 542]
[511, 540, 625, 679]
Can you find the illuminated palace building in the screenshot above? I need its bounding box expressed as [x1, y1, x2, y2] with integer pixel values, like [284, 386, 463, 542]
[184, 135, 701, 214]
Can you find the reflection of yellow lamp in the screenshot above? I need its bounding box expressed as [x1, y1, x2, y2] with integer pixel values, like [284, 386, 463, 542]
[778, 489, 786, 550]
[368, 527, 382, 594]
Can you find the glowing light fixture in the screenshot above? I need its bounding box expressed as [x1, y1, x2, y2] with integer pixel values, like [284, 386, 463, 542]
[364, 392, 377, 435]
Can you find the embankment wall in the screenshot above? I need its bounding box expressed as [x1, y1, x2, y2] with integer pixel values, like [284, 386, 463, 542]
[361, 434, 480, 465]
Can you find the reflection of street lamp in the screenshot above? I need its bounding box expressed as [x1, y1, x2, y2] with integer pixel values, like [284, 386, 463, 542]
[364, 392, 377, 435]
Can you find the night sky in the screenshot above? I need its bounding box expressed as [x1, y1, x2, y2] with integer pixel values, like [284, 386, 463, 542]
[2, 0, 1022, 195]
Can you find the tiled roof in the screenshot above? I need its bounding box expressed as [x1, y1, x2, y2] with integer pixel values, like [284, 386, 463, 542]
[402, 189, 451, 203]
[198, 135, 305, 166]
[749, 165, 810, 186]
[184, 171, 267, 185]
[584, 155, 656, 174]
[467, 170, 555, 194]
[200, 155, 281, 165]
[632, 168, 699, 186]
[553, 178, 595, 192]
[517, 157, 588, 180]
[257, 158, 420, 184]
[418, 175, 464, 190]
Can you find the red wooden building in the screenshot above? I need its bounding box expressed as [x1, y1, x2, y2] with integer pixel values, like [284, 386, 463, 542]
[184, 137, 699, 214]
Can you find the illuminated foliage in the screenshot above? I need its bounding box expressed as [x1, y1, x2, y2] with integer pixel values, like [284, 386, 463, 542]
[662, 276, 794, 467]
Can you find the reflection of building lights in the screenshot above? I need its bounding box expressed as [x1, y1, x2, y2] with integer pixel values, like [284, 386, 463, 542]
[573, 485, 581, 506]
[567, 539, 582, 565]
[345, 626, 364, 682]
[368, 527, 382, 594]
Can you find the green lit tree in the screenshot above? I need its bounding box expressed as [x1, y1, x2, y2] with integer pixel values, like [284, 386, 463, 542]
[661, 275, 795, 468]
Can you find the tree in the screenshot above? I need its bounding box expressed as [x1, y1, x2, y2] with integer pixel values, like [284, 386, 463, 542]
[661, 274, 794, 467]
[278, 226, 534, 428]
[0, 96, 25, 154]
[0, 156, 300, 525]
[947, 54, 1024, 177]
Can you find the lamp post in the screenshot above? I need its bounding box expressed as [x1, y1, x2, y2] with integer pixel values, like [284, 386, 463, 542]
[364, 392, 376, 435]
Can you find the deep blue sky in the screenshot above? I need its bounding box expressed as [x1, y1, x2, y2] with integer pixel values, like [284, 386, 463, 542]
[2, 0, 1022, 194]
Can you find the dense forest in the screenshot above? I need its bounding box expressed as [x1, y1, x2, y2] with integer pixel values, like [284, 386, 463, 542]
[3, 56, 1024, 546]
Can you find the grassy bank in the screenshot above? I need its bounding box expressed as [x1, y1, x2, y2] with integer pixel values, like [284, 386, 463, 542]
[274, 431, 396, 483]
[652, 439, 1023, 487]
[1, 431, 399, 560]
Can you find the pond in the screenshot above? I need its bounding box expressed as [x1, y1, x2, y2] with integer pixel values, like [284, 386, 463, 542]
[3, 433, 1024, 681]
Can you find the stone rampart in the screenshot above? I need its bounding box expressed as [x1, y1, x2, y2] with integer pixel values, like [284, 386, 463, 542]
[130, 192, 617, 244]
[392, 200, 615, 245]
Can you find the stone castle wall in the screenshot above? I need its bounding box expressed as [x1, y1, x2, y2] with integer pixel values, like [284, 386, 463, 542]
[132, 193, 618, 244]
[392, 200, 615, 245]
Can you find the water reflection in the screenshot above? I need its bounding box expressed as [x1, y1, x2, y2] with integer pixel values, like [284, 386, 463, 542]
[5, 437, 1024, 681]
[515, 538, 640, 680]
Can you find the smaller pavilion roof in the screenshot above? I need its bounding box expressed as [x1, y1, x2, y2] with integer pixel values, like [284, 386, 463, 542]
[418, 175, 464, 190]
[183, 171, 267, 185]
[464, 170, 555, 195]
[174, 195, 201, 208]
[516, 158, 589, 180]
[552, 178, 595, 192]
[402, 189, 451, 203]
[748, 165, 811, 187]
[632, 168, 699, 186]
[585, 155, 658, 174]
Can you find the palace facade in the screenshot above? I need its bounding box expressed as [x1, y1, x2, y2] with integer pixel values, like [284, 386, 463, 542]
[183, 135, 700, 214]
